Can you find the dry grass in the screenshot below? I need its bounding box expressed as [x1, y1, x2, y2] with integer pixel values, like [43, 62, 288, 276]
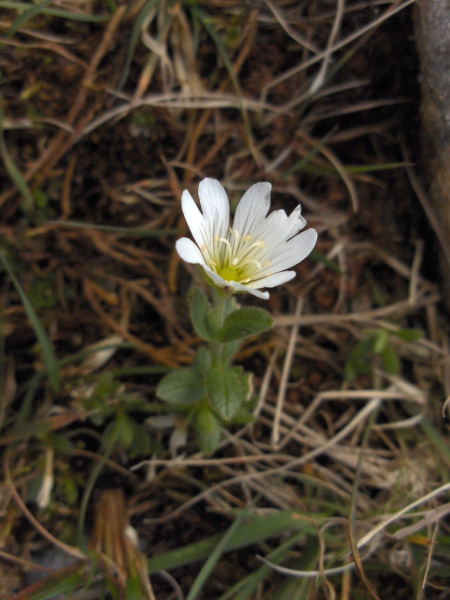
[0, 1, 449, 599]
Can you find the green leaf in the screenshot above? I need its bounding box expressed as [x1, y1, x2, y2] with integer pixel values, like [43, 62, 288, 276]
[46, 433, 74, 455]
[381, 344, 400, 375]
[193, 346, 212, 372]
[127, 422, 152, 458]
[372, 329, 389, 354]
[391, 328, 423, 342]
[117, 413, 135, 447]
[218, 307, 273, 343]
[156, 368, 205, 404]
[195, 404, 221, 455]
[221, 339, 242, 365]
[102, 412, 134, 451]
[344, 337, 373, 380]
[189, 286, 213, 340]
[61, 477, 79, 505]
[125, 575, 143, 600]
[206, 366, 250, 420]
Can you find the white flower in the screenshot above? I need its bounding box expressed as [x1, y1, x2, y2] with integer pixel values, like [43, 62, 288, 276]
[176, 178, 317, 300]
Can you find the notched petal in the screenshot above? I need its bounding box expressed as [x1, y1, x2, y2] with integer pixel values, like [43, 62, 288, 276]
[233, 182, 272, 234]
[198, 178, 230, 239]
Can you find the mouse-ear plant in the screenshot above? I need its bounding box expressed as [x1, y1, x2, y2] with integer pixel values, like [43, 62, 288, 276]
[157, 178, 317, 454]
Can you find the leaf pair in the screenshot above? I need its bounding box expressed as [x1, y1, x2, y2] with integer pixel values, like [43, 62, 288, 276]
[189, 286, 273, 343]
[156, 363, 250, 422]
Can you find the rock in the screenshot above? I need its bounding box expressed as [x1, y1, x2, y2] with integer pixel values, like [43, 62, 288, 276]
[415, 1, 450, 310]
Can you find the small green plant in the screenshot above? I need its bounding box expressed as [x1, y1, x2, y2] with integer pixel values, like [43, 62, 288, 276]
[70, 371, 162, 458]
[156, 178, 317, 454]
[345, 327, 423, 380]
[157, 286, 272, 454]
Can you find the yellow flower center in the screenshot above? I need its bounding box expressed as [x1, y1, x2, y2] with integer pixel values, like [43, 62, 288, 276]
[218, 264, 240, 282]
[202, 229, 271, 285]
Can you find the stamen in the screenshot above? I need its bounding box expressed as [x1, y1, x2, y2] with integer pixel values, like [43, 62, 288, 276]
[250, 241, 264, 249]
[209, 226, 267, 283]
[219, 238, 232, 251]
[241, 258, 262, 269]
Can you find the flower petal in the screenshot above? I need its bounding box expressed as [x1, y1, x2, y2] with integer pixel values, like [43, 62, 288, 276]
[284, 205, 307, 238]
[176, 238, 206, 265]
[198, 179, 230, 240]
[233, 182, 272, 235]
[265, 228, 317, 273]
[249, 206, 306, 247]
[226, 280, 270, 300]
[250, 270, 296, 289]
[200, 265, 229, 287]
[181, 190, 206, 250]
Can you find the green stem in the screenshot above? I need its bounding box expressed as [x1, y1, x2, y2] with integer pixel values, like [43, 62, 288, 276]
[210, 288, 228, 369]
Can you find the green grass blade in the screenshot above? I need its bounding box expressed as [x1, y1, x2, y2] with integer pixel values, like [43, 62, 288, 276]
[191, 5, 255, 156]
[1, 1, 112, 22]
[0, 288, 6, 430]
[116, 0, 162, 91]
[51, 220, 178, 237]
[292, 161, 408, 178]
[284, 128, 336, 177]
[146, 510, 316, 574]
[6, 0, 53, 38]
[12, 372, 41, 433]
[219, 531, 317, 600]
[10, 561, 89, 600]
[187, 507, 251, 600]
[0, 104, 34, 211]
[420, 418, 450, 468]
[309, 249, 341, 273]
[343, 161, 410, 174]
[0, 250, 59, 391]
